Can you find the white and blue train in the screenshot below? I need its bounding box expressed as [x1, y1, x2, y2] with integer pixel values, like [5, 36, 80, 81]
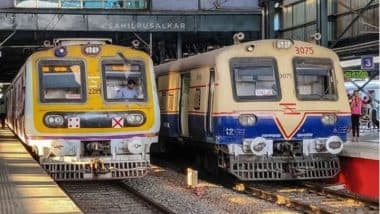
[155, 39, 351, 181]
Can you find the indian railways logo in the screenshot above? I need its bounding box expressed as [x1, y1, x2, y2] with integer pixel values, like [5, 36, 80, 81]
[275, 103, 305, 140]
[112, 117, 124, 128]
[279, 103, 300, 115]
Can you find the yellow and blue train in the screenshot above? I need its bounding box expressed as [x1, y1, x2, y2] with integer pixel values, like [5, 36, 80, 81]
[5, 38, 160, 180]
[155, 39, 351, 180]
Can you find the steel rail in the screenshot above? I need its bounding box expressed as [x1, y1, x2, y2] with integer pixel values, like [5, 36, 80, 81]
[301, 182, 379, 208]
[117, 181, 176, 214]
[243, 185, 333, 214]
[237, 182, 379, 214]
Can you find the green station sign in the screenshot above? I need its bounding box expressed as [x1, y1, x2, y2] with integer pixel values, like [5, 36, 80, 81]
[344, 70, 369, 80]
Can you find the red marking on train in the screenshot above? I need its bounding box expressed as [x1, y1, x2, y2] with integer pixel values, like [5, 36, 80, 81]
[112, 117, 124, 128]
[274, 114, 307, 140]
[284, 112, 301, 115]
[279, 103, 300, 115]
[158, 88, 180, 92]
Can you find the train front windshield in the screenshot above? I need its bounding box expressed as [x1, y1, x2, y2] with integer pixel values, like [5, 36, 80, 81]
[39, 60, 86, 103]
[294, 58, 337, 100]
[102, 60, 147, 102]
[230, 58, 280, 101]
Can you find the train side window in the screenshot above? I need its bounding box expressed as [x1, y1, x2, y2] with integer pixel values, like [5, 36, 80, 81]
[101, 60, 147, 102]
[293, 58, 337, 100]
[230, 58, 280, 101]
[38, 60, 86, 103]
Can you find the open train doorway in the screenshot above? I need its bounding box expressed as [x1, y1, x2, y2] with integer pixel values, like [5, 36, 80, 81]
[179, 73, 190, 137]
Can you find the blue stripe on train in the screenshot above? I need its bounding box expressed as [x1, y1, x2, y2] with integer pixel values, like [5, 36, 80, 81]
[160, 114, 179, 137]
[160, 113, 351, 144]
[211, 115, 350, 144]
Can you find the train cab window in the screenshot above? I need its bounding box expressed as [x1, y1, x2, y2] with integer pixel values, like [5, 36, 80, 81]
[102, 60, 146, 102]
[38, 60, 86, 103]
[294, 58, 337, 100]
[230, 58, 280, 101]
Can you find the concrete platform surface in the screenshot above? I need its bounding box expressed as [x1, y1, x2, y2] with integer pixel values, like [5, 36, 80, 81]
[343, 130, 379, 160]
[0, 129, 82, 214]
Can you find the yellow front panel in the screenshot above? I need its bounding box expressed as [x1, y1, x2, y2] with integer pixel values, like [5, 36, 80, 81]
[31, 45, 157, 134]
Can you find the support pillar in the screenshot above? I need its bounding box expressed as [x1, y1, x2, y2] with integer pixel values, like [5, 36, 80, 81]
[177, 32, 182, 59]
[260, 0, 276, 39]
[316, 0, 329, 47]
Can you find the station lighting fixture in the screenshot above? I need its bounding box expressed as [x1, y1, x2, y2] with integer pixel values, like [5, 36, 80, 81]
[274, 2, 280, 8]
[54, 46, 67, 57]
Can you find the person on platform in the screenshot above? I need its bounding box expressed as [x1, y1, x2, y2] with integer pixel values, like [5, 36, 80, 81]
[350, 90, 363, 142]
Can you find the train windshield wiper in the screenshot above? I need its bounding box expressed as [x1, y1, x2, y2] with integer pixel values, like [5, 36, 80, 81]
[117, 52, 132, 65]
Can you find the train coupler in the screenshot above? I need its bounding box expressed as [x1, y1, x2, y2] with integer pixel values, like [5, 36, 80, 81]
[90, 158, 110, 175]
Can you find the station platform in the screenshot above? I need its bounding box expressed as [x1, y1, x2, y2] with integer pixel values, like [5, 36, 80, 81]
[337, 130, 379, 199]
[0, 128, 81, 214]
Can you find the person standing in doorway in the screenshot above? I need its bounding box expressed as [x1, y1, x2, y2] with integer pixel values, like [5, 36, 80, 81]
[350, 90, 363, 142]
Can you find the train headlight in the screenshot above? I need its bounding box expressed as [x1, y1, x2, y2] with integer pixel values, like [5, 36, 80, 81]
[44, 115, 65, 128]
[275, 39, 293, 49]
[326, 136, 343, 154]
[321, 114, 337, 125]
[239, 114, 257, 126]
[246, 45, 255, 52]
[250, 137, 267, 156]
[54, 46, 67, 57]
[126, 113, 145, 126]
[253, 142, 266, 152]
[83, 44, 101, 55]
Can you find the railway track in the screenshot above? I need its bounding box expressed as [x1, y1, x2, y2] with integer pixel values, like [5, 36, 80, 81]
[235, 182, 379, 214]
[152, 155, 379, 213]
[59, 181, 174, 214]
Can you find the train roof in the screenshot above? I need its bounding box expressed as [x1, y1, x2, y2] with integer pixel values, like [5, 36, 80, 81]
[154, 39, 335, 75]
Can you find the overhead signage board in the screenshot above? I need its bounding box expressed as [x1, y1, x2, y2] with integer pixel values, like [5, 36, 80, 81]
[344, 70, 369, 80]
[361, 55, 374, 70]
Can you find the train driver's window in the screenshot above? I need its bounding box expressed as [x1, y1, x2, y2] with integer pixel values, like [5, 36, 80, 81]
[294, 58, 336, 100]
[102, 60, 146, 102]
[230, 58, 280, 101]
[39, 61, 86, 103]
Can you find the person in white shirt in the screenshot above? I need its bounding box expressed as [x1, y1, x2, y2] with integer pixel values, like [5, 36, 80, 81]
[115, 79, 138, 99]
